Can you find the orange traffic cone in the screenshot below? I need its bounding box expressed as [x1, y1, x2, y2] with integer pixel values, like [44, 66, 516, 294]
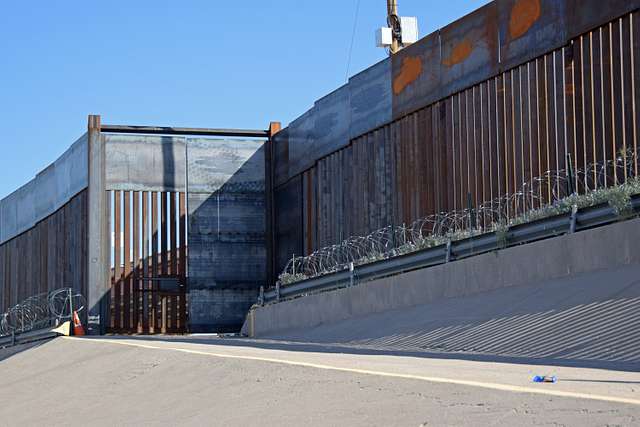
[72, 310, 85, 336]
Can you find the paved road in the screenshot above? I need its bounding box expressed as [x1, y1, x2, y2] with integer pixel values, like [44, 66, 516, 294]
[1, 336, 639, 426]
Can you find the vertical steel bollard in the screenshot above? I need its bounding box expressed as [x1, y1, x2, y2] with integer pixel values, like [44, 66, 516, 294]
[445, 240, 452, 263]
[467, 193, 476, 229]
[275, 282, 281, 303]
[68, 288, 74, 336]
[259, 286, 264, 306]
[567, 153, 576, 196]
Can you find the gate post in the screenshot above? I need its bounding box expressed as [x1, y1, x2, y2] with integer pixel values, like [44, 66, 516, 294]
[265, 122, 281, 287]
[86, 115, 110, 335]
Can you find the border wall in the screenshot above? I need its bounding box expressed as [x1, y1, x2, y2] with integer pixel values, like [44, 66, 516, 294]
[1, 118, 269, 334]
[102, 132, 267, 332]
[271, 0, 640, 279]
[0, 135, 89, 315]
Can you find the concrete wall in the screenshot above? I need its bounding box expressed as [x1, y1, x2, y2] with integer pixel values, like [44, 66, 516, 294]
[245, 217, 640, 338]
[0, 134, 88, 245]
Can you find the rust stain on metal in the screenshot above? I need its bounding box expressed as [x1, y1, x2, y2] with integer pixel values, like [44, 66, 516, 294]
[509, 0, 541, 39]
[393, 56, 423, 95]
[442, 39, 474, 67]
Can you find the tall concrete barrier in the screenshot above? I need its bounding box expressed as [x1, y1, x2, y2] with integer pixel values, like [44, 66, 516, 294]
[244, 217, 640, 366]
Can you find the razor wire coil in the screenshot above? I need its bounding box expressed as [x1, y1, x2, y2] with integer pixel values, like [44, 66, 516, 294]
[0, 288, 85, 337]
[279, 148, 640, 284]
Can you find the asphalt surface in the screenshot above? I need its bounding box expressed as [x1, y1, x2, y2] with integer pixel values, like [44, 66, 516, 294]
[0, 336, 639, 426]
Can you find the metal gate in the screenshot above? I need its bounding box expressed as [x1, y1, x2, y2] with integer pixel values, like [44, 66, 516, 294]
[108, 190, 187, 334]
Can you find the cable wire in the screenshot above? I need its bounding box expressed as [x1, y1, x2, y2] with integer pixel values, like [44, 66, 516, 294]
[345, 0, 362, 81]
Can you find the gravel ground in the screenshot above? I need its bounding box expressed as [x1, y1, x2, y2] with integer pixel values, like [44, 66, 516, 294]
[0, 337, 638, 426]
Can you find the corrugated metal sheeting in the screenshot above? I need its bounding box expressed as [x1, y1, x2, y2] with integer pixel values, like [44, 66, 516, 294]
[276, 6, 640, 265]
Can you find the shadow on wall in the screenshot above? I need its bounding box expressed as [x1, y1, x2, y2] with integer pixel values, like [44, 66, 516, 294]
[187, 140, 267, 333]
[104, 135, 266, 334]
[260, 264, 640, 371]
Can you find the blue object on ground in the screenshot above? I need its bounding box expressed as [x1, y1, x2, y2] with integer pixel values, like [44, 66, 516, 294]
[533, 375, 557, 383]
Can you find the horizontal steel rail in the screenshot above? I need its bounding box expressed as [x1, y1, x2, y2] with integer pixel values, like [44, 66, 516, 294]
[0, 328, 58, 349]
[263, 195, 640, 304]
[100, 124, 269, 138]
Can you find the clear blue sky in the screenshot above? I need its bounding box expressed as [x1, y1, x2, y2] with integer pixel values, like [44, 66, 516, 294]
[0, 0, 489, 199]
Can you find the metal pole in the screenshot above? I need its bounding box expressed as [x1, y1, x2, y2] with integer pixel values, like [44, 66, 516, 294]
[467, 193, 476, 229]
[68, 288, 74, 319]
[387, 0, 400, 55]
[567, 153, 576, 195]
[349, 262, 355, 287]
[68, 288, 74, 336]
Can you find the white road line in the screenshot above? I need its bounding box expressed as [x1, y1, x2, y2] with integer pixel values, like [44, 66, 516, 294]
[66, 337, 640, 406]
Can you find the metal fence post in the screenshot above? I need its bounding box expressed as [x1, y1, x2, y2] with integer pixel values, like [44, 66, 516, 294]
[391, 221, 397, 249]
[569, 204, 578, 233]
[68, 288, 74, 319]
[275, 281, 281, 302]
[349, 262, 355, 287]
[292, 254, 296, 276]
[259, 286, 264, 306]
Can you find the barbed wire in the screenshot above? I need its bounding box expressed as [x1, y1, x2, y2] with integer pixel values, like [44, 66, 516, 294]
[280, 148, 640, 284]
[0, 288, 85, 337]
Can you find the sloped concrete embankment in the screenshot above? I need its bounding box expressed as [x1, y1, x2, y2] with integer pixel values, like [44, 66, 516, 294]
[244, 218, 640, 368]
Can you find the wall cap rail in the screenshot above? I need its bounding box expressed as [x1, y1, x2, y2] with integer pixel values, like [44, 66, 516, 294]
[100, 124, 269, 138]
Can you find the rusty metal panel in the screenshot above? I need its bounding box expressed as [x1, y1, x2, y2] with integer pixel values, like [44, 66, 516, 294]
[563, 46, 576, 195]
[440, 2, 500, 100]
[0, 191, 88, 315]
[634, 11, 640, 177]
[108, 188, 187, 334]
[392, 31, 442, 120]
[350, 58, 392, 138]
[498, 0, 568, 72]
[567, 0, 640, 40]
